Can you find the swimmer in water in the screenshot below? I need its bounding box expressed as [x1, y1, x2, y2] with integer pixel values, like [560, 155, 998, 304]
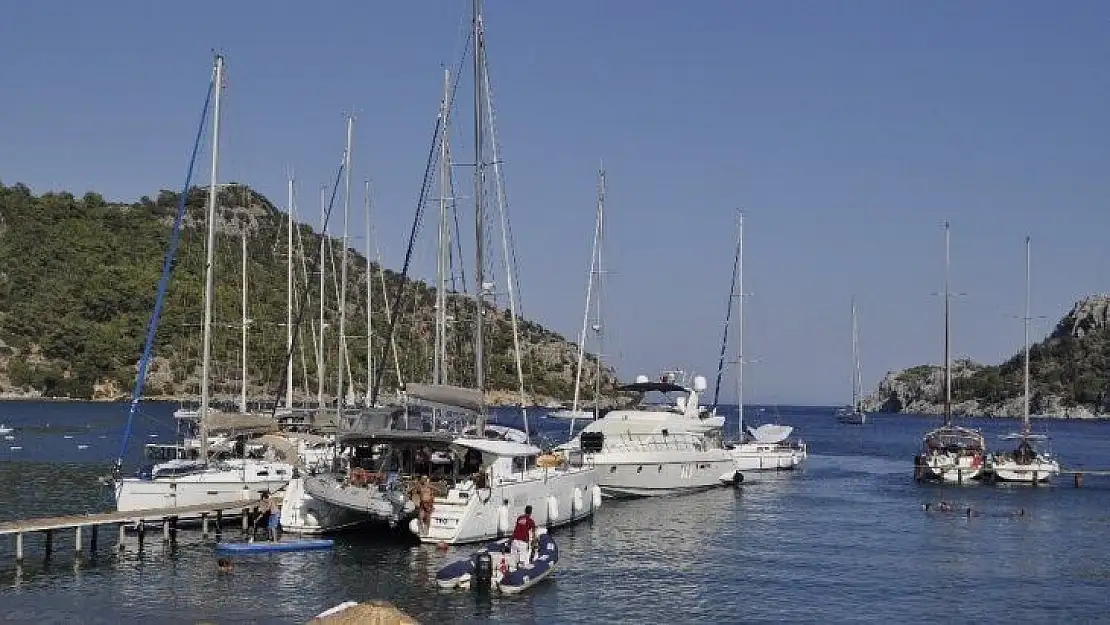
[937, 501, 952, 512]
[217, 557, 233, 572]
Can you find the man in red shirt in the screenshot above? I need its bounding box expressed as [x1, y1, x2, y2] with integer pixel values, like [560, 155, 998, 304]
[509, 505, 536, 569]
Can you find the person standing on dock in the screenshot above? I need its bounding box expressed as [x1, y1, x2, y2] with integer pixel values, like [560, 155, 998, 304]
[510, 505, 536, 570]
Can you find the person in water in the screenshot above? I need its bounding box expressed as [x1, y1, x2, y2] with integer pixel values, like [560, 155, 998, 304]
[510, 505, 537, 570]
[217, 557, 233, 573]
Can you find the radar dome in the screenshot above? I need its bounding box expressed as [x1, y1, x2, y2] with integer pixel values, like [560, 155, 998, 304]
[634, 374, 650, 384]
[692, 376, 708, 392]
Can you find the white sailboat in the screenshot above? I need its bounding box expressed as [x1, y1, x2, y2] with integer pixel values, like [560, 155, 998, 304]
[114, 55, 293, 517]
[722, 213, 807, 471]
[549, 168, 606, 427]
[410, 0, 600, 543]
[837, 297, 867, 425]
[914, 222, 986, 484]
[987, 237, 1059, 483]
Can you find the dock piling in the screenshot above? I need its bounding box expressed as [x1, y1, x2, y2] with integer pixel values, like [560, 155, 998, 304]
[1075, 472, 1084, 488]
[169, 516, 178, 546]
[201, 513, 209, 538]
[14, 532, 23, 563]
[74, 526, 82, 555]
[216, 510, 223, 535]
[241, 508, 249, 533]
[90, 525, 98, 553]
[118, 524, 127, 551]
[44, 529, 53, 559]
[162, 518, 170, 543]
[137, 522, 145, 549]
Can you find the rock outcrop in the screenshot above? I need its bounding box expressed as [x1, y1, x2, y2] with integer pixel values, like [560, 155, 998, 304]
[861, 295, 1110, 418]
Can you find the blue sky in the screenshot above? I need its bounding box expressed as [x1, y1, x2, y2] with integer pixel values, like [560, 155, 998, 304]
[2, 1, 1109, 404]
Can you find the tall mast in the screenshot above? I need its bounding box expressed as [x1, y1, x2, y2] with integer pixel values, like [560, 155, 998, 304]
[434, 67, 451, 393]
[736, 212, 745, 436]
[317, 185, 327, 412]
[337, 116, 353, 414]
[285, 176, 295, 410]
[239, 228, 249, 414]
[851, 297, 859, 411]
[199, 53, 224, 465]
[1023, 236, 1032, 434]
[472, 0, 488, 433]
[571, 174, 601, 415]
[365, 180, 374, 407]
[943, 221, 952, 426]
[593, 169, 606, 417]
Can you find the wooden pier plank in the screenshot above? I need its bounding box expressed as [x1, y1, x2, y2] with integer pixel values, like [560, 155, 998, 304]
[0, 499, 259, 536]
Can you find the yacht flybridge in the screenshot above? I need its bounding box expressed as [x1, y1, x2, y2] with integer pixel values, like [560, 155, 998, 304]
[560, 374, 740, 498]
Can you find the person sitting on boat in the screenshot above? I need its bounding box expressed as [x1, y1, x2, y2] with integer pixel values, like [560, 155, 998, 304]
[510, 505, 537, 570]
[417, 476, 435, 532]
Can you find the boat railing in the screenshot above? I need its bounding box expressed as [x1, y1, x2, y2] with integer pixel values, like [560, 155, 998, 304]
[603, 432, 710, 453]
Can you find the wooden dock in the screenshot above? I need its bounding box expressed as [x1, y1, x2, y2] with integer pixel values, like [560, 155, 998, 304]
[1, 499, 261, 564]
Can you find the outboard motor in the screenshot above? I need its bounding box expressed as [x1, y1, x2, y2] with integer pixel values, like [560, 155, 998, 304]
[473, 552, 494, 592]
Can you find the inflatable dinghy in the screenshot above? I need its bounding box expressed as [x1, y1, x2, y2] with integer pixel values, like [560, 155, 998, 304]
[435, 530, 558, 594]
[216, 539, 334, 554]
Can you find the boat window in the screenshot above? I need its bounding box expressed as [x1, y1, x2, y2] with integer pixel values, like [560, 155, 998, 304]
[256, 471, 269, 477]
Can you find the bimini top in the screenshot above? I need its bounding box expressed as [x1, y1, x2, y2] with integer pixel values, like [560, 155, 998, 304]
[406, 383, 483, 413]
[747, 424, 794, 444]
[616, 382, 688, 394]
[451, 437, 540, 458]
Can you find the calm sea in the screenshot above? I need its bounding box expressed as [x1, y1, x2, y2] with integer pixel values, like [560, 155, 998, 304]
[2, 401, 1110, 624]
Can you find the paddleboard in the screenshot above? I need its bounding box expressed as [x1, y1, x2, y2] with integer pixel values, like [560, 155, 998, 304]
[216, 539, 334, 553]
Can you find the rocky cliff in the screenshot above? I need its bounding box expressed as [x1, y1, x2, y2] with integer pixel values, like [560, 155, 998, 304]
[0, 181, 618, 405]
[861, 295, 1110, 418]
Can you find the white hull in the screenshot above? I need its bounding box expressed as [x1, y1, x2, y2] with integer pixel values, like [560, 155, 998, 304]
[279, 477, 376, 534]
[729, 443, 806, 472]
[114, 459, 293, 518]
[920, 456, 982, 483]
[990, 459, 1059, 483]
[592, 449, 737, 498]
[415, 467, 599, 545]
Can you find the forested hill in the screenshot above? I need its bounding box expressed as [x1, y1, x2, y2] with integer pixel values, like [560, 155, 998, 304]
[0, 181, 615, 404]
[861, 295, 1110, 418]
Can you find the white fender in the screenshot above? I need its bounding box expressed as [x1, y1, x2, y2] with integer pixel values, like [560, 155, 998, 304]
[592, 485, 603, 509]
[408, 517, 422, 536]
[497, 503, 511, 535]
[571, 487, 583, 516]
[547, 495, 560, 522]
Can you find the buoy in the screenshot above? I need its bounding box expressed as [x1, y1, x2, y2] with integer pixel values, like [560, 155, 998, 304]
[497, 504, 510, 536]
[408, 517, 421, 536]
[571, 487, 583, 516]
[547, 496, 560, 522]
[591, 485, 603, 509]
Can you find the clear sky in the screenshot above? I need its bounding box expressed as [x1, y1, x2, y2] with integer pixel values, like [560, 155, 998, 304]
[2, 1, 1109, 404]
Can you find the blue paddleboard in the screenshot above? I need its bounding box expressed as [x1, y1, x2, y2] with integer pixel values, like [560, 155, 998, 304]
[216, 539, 334, 553]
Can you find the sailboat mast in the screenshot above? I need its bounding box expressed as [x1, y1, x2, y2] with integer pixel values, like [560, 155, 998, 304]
[736, 212, 745, 436]
[851, 296, 860, 411]
[365, 180, 374, 407]
[943, 221, 952, 426]
[199, 53, 224, 465]
[317, 185, 327, 412]
[337, 116, 353, 414]
[593, 169, 606, 416]
[472, 0, 488, 432]
[435, 67, 451, 391]
[240, 229, 248, 413]
[285, 176, 294, 410]
[1023, 236, 1031, 434]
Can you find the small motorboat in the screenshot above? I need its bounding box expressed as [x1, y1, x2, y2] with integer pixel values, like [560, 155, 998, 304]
[216, 539, 334, 554]
[435, 530, 558, 594]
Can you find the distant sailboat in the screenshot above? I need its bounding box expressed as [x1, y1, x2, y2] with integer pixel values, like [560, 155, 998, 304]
[914, 223, 986, 484]
[987, 237, 1060, 483]
[837, 297, 866, 425]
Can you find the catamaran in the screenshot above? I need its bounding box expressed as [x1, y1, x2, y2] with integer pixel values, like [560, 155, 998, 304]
[914, 223, 986, 484]
[987, 237, 1060, 483]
